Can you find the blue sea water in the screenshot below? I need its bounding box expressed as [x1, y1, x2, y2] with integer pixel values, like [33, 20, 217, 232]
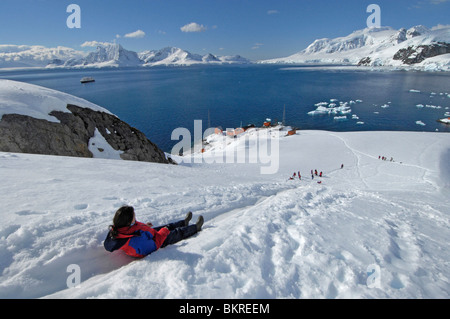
[1, 65, 449, 152]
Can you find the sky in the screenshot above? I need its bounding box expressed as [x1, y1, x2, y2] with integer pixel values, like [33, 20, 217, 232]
[0, 0, 449, 60]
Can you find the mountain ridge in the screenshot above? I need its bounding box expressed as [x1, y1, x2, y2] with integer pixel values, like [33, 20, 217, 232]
[259, 25, 450, 71]
[0, 43, 251, 69]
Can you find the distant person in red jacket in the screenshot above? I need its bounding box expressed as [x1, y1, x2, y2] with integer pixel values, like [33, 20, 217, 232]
[104, 206, 204, 258]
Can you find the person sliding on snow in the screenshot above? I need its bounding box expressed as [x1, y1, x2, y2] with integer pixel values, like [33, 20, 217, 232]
[104, 206, 204, 258]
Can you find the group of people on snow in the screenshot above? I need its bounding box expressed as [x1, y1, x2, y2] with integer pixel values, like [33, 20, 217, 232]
[379, 155, 394, 162]
[288, 169, 324, 182]
[288, 163, 345, 183]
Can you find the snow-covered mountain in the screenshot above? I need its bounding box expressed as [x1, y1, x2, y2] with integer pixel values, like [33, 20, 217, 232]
[260, 25, 450, 71]
[139, 47, 204, 66]
[0, 43, 250, 69]
[62, 43, 142, 68]
[0, 45, 85, 69]
[139, 47, 250, 66]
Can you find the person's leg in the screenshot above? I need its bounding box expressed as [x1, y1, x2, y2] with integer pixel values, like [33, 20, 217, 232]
[160, 216, 204, 248]
[161, 225, 198, 248]
[153, 220, 185, 232]
[153, 212, 192, 231]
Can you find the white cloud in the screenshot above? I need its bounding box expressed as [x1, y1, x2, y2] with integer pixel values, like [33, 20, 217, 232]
[180, 22, 207, 33]
[81, 41, 111, 48]
[124, 30, 146, 38]
[429, 0, 449, 4]
[267, 10, 279, 15]
[411, 0, 450, 8]
[252, 43, 264, 50]
[431, 24, 450, 30]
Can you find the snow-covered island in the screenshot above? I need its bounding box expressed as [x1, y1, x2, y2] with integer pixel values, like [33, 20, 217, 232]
[0, 81, 449, 299]
[260, 25, 450, 72]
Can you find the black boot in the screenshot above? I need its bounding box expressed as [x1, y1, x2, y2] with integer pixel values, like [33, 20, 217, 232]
[185, 212, 193, 226]
[196, 216, 204, 231]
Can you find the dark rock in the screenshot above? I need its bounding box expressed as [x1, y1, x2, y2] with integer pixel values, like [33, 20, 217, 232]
[0, 104, 170, 164]
[393, 42, 450, 65]
[358, 57, 372, 66]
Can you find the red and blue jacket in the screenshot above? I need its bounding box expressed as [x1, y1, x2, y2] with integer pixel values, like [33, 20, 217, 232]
[104, 221, 170, 258]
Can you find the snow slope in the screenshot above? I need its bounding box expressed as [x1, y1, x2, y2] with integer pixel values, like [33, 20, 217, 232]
[0, 125, 449, 299]
[0, 79, 112, 123]
[260, 25, 450, 71]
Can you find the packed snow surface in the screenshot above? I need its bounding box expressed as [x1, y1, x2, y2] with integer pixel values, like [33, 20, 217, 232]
[1, 126, 449, 299]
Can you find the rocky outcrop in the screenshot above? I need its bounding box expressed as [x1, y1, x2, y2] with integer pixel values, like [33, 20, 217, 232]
[358, 42, 450, 66]
[0, 104, 170, 164]
[357, 57, 372, 66]
[393, 42, 450, 64]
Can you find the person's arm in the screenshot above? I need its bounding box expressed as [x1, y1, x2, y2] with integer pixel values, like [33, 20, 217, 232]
[153, 227, 170, 249]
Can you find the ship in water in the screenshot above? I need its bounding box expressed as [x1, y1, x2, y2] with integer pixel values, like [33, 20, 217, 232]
[80, 77, 95, 84]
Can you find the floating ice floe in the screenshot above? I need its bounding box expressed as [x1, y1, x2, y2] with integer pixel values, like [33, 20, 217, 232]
[409, 89, 421, 93]
[334, 116, 347, 121]
[416, 104, 424, 108]
[308, 101, 352, 117]
[416, 120, 426, 126]
[352, 114, 359, 120]
[308, 106, 329, 115]
[340, 108, 352, 114]
[356, 121, 365, 125]
[381, 104, 390, 108]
